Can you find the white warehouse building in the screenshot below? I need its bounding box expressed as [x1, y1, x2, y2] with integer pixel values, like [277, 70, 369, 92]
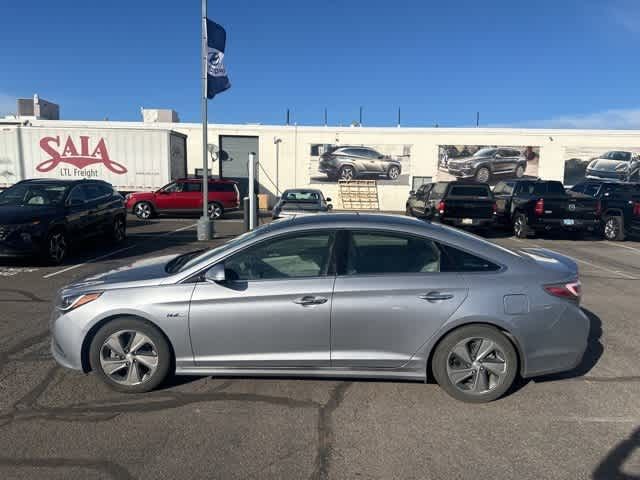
[1, 116, 639, 211]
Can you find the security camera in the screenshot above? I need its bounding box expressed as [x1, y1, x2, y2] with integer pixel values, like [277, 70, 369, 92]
[274, 137, 282, 144]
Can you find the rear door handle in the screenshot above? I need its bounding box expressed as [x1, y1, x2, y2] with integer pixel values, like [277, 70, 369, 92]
[419, 292, 454, 302]
[293, 295, 328, 306]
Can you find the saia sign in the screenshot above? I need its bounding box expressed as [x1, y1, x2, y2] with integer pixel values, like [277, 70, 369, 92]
[37, 136, 127, 174]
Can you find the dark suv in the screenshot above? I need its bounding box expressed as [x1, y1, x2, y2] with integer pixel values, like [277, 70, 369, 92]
[447, 147, 527, 183]
[318, 146, 402, 181]
[585, 151, 640, 183]
[569, 180, 640, 240]
[0, 179, 126, 264]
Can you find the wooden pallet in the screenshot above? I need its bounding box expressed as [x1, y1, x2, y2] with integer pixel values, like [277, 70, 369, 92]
[338, 180, 379, 210]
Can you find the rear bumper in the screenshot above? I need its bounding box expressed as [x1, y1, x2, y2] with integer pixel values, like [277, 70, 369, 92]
[442, 217, 495, 227]
[521, 304, 590, 378]
[530, 218, 600, 231]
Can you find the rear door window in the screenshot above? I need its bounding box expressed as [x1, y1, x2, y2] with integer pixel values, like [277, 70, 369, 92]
[430, 183, 448, 200]
[438, 244, 501, 272]
[448, 185, 491, 197]
[184, 182, 202, 192]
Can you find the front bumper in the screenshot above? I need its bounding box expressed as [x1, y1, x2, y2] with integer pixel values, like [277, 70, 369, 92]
[585, 170, 629, 182]
[0, 229, 46, 258]
[49, 307, 85, 371]
[447, 166, 475, 178]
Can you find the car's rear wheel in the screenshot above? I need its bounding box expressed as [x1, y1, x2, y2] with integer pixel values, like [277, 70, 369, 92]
[90, 318, 171, 393]
[45, 229, 68, 265]
[432, 325, 518, 403]
[208, 202, 224, 219]
[475, 167, 491, 183]
[387, 165, 401, 180]
[338, 165, 355, 181]
[515, 165, 525, 178]
[134, 201, 154, 220]
[110, 215, 126, 244]
[513, 213, 531, 239]
[603, 216, 625, 241]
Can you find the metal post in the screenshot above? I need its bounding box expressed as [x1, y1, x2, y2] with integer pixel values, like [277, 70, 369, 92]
[397, 107, 401, 127]
[324, 108, 327, 126]
[274, 138, 281, 195]
[359, 106, 363, 126]
[197, 0, 213, 240]
[476, 111, 480, 128]
[248, 152, 256, 229]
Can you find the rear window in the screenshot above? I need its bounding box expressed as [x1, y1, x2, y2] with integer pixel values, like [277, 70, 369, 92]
[448, 185, 491, 197]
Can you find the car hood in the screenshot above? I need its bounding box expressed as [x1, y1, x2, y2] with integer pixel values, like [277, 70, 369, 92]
[588, 159, 629, 172]
[64, 253, 179, 293]
[127, 191, 156, 200]
[448, 156, 479, 165]
[0, 205, 62, 224]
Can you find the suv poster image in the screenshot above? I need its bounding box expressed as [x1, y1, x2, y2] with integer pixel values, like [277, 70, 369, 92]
[309, 144, 411, 185]
[563, 147, 640, 186]
[437, 145, 540, 184]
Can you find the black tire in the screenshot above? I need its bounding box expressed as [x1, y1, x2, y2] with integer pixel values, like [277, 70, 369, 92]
[603, 215, 625, 241]
[338, 165, 356, 181]
[513, 213, 531, 239]
[405, 205, 413, 217]
[90, 317, 172, 393]
[208, 202, 224, 219]
[44, 229, 68, 265]
[432, 324, 518, 403]
[110, 215, 126, 244]
[387, 165, 401, 180]
[475, 167, 491, 183]
[133, 201, 154, 220]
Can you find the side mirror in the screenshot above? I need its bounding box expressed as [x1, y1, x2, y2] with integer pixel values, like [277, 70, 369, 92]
[204, 263, 226, 283]
[325, 197, 332, 202]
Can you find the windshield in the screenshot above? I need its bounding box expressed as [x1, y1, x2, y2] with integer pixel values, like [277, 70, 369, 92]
[473, 148, 497, 157]
[172, 223, 274, 273]
[602, 151, 631, 162]
[0, 183, 68, 207]
[283, 190, 321, 202]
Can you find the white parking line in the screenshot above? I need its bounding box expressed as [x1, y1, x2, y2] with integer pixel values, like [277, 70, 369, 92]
[509, 237, 638, 280]
[604, 241, 640, 254]
[42, 223, 197, 279]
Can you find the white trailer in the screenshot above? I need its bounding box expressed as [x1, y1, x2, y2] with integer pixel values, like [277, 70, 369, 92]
[0, 124, 187, 192]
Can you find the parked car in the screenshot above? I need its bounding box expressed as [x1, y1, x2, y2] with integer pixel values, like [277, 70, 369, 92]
[50, 213, 589, 403]
[569, 180, 640, 241]
[406, 181, 495, 230]
[585, 151, 640, 183]
[125, 178, 239, 220]
[0, 179, 126, 264]
[318, 146, 402, 181]
[493, 179, 599, 238]
[447, 148, 527, 183]
[272, 189, 332, 219]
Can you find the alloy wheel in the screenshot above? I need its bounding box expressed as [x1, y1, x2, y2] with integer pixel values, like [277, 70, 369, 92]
[388, 166, 400, 180]
[476, 168, 490, 183]
[446, 337, 508, 395]
[514, 217, 525, 237]
[113, 217, 125, 242]
[49, 232, 67, 263]
[208, 203, 223, 219]
[99, 330, 159, 386]
[604, 218, 619, 240]
[135, 202, 152, 219]
[339, 166, 355, 181]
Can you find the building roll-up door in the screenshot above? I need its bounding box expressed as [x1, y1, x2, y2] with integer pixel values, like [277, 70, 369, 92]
[219, 135, 259, 200]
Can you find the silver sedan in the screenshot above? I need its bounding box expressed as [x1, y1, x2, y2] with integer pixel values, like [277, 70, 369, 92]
[50, 214, 589, 403]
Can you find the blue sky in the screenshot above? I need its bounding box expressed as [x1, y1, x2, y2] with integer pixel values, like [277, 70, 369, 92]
[1, 0, 639, 128]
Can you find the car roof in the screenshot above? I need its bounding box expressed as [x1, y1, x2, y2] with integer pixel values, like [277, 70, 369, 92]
[283, 188, 323, 194]
[178, 178, 237, 184]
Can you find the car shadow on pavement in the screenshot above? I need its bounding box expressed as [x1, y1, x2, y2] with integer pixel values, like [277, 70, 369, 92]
[592, 426, 640, 480]
[533, 308, 604, 383]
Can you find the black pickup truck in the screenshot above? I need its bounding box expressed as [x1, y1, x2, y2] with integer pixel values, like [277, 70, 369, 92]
[493, 179, 599, 238]
[406, 181, 495, 229]
[569, 180, 640, 241]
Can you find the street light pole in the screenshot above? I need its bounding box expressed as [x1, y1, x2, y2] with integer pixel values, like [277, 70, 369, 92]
[197, 0, 213, 240]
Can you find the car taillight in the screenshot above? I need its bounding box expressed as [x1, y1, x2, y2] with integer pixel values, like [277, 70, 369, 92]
[437, 200, 446, 215]
[634, 201, 640, 217]
[492, 202, 497, 215]
[544, 280, 581, 300]
[534, 198, 544, 216]
[595, 200, 602, 217]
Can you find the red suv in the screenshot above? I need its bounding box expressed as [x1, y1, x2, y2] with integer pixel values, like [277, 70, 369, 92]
[125, 178, 240, 220]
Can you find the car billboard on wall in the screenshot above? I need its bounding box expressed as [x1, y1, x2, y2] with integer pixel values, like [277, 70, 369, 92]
[308, 144, 411, 185]
[563, 147, 640, 186]
[436, 145, 540, 185]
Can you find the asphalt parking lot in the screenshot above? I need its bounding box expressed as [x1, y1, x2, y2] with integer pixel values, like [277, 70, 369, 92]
[0, 216, 639, 480]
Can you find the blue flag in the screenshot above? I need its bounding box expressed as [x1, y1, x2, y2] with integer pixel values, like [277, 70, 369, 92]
[206, 19, 231, 99]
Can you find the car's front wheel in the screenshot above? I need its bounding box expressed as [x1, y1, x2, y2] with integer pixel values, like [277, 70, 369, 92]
[45, 229, 68, 265]
[110, 215, 126, 244]
[133, 201, 154, 220]
[90, 318, 171, 393]
[432, 325, 518, 403]
[387, 165, 401, 180]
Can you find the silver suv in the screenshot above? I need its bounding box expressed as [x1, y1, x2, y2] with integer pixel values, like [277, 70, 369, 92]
[318, 146, 402, 181]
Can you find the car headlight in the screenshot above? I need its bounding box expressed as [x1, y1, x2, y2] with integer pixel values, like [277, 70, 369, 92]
[57, 292, 102, 312]
[615, 163, 629, 171]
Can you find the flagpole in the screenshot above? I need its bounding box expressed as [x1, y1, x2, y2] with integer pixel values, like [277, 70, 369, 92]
[198, 0, 212, 240]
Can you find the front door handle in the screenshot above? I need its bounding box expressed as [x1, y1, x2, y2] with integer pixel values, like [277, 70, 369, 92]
[419, 292, 454, 302]
[293, 295, 328, 306]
